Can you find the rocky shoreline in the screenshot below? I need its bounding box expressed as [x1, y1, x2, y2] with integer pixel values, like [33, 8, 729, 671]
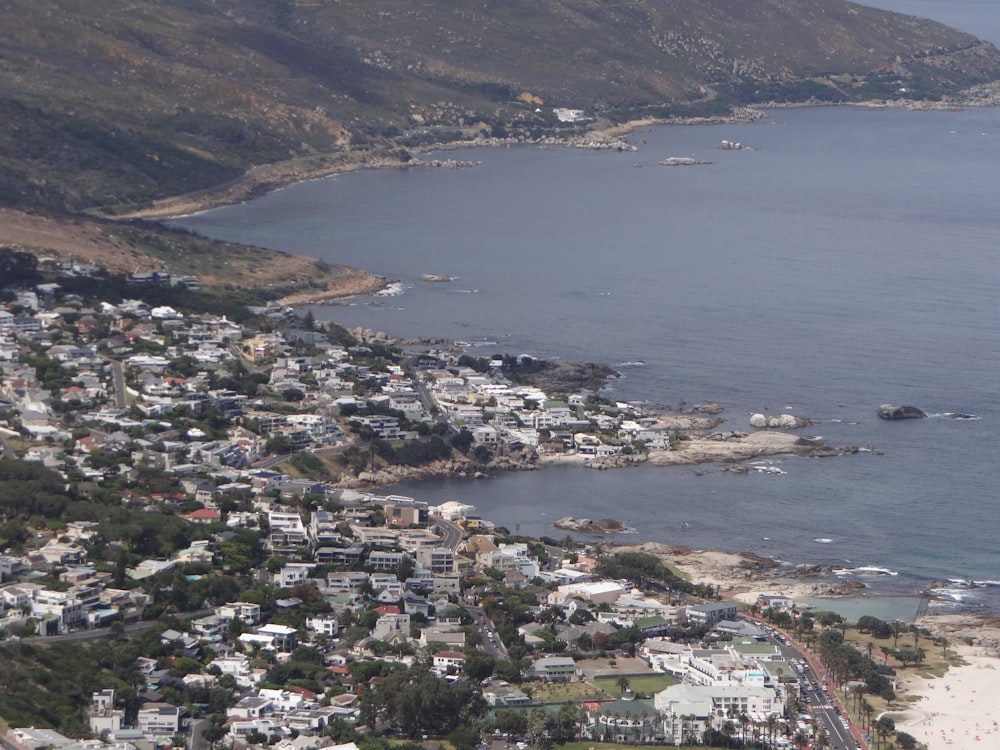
[113, 85, 1000, 226]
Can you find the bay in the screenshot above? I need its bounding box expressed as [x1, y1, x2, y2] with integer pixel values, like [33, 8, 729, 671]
[174, 6, 1000, 618]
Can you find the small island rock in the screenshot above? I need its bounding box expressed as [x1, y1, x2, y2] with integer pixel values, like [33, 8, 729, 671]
[877, 404, 926, 420]
[554, 516, 625, 533]
[749, 412, 814, 429]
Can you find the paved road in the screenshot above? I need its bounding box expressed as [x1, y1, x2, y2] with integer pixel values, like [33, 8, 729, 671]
[765, 626, 865, 750]
[463, 604, 507, 659]
[415, 378, 453, 434]
[110, 360, 127, 409]
[0, 609, 215, 648]
[188, 717, 212, 750]
[0, 618, 155, 647]
[432, 516, 463, 551]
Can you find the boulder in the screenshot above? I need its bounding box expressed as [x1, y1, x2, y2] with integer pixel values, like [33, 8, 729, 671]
[750, 412, 814, 429]
[877, 404, 926, 420]
[693, 402, 724, 415]
[554, 517, 625, 533]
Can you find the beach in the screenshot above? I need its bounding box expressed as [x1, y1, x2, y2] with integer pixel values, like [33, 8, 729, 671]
[896, 655, 1000, 748]
[886, 617, 1000, 749]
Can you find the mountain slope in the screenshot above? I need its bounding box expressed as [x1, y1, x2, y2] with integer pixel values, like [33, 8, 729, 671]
[2, 0, 999, 212]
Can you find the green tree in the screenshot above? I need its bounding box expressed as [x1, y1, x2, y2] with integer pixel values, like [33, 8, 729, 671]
[463, 650, 496, 681]
[450, 429, 474, 454]
[359, 664, 485, 737]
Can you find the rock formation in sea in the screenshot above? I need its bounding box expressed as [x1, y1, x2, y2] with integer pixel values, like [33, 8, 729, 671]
[554, 517, 626, 533]
[749, 413, 814, 429]
[877, 404, 927, 420]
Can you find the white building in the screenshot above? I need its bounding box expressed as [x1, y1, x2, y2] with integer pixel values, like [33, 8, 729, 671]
[136, 704, 183, 736]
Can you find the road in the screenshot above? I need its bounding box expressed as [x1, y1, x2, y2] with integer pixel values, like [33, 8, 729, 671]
[110, 360, 127, 409]
[0, 608, 215, 648]
[188, 717, 212, 750]
[767, 628, 864, 750]
[463, 604, 508, 659]
[432, 516, 463, 551]
[414, 378, 453, 434]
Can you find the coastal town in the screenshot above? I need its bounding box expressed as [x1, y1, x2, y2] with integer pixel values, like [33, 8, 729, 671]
[0, 251, 996, 750]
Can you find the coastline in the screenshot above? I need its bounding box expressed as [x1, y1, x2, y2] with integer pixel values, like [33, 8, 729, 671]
[108, 108, 770, 224]
[53, 89, 1000, 641]
[537, 430, 840, 472]
[112, 82, 1000, 226]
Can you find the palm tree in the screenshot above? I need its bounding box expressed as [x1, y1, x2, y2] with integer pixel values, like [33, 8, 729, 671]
[615, 675, 631, 697]
[852, 685, 865, 714]
[860, 699, 874, 734]
[720, 719, 737, 748]
[738, 711, 751, 747]
[793, 728, 809, 749]
[892, 619, 905, 648]
[765, 714, 780, 749]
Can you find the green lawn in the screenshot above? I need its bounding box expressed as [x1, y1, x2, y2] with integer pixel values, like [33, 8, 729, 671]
[593, 674, 679, 696]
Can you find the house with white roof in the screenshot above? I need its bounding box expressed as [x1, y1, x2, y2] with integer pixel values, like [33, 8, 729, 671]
[551, 580, 624, 605]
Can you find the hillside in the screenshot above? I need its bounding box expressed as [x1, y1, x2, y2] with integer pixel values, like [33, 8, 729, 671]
[2, 0, 1000, 217]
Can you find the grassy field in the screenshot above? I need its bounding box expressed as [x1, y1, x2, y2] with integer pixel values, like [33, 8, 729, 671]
[593, 674, 679, 696]
[530, 682, 608, 704]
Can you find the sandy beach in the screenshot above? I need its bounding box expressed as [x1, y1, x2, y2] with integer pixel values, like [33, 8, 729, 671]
[895, 654, 1000, 748]
[884, 617, 1000, 749]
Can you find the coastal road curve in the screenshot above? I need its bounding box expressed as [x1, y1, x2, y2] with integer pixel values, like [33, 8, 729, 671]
[432, 516, 463, 551]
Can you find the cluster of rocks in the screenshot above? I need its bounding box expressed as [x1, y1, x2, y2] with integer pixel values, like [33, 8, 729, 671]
[583, 453, 648, 470]
[567, 137, 638, 152]
[349, 454, 539, 487]
[418, 158, 483, 169]
[692, 402, 724, 414]
[554, 516, 626, 533]
[707, 430, 750, 441]
[749, 413, 814, 429]
[877, 404, 926, 420]
[809, 579, 867, 596]
[350, 327, 396, 344]
[400, 336, 455, 346]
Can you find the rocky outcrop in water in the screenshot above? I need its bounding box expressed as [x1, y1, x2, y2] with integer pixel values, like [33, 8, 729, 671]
[555, 517, 626, 533]
[877, 404, 926, 420]
[749, 413, 814, 429]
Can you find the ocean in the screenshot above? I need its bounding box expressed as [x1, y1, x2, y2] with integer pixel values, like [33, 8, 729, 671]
[173, 1, 1000, 619]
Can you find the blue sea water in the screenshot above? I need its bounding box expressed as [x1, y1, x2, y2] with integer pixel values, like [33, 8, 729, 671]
[174, 2, 1000, 618]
